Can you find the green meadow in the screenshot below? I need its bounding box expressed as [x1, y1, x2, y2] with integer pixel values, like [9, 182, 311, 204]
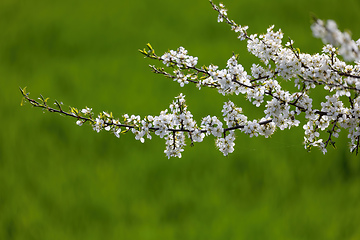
[2, 0, 360, 239]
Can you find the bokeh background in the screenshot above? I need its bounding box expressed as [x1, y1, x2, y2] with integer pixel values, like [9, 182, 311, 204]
[2, 0, 360, 239]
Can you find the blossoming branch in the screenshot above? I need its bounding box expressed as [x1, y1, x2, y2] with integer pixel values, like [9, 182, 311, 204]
[21, 0, 360, 158]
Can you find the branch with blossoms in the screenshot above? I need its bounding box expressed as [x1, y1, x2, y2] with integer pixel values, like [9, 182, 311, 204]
[20, 0, 360, 157]
[19, 86, 276, 158]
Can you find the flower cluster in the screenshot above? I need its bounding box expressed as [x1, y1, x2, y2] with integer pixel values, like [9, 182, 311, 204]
[311, 19, 360, 61]
[21, 0, 360, 157]
[161, 46, 198, 68]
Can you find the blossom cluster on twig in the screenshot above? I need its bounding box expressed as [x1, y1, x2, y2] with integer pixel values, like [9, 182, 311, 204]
[21, 0, 360, 157]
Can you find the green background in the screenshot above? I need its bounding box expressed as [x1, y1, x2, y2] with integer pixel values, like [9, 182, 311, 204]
[2, 0, 360, 239]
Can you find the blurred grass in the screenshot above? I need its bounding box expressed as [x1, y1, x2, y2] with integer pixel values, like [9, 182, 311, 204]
[2, 0, 360, 239]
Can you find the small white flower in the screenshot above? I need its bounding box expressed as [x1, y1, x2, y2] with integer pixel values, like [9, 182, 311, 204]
[81, 107, 92, 115]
